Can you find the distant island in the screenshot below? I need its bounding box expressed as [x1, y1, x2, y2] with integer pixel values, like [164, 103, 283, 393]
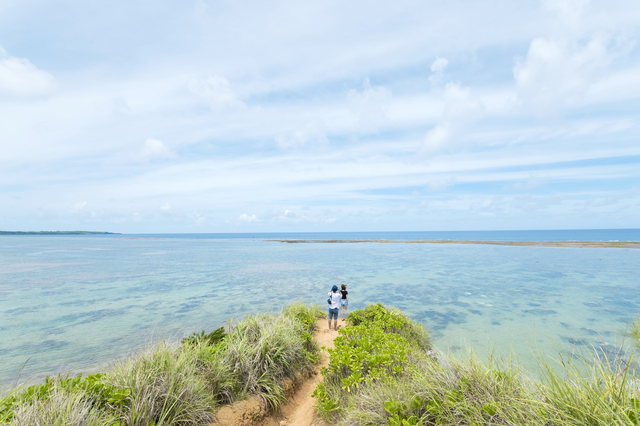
[270, 239, 640, 249]
[0, 231, 119, 235]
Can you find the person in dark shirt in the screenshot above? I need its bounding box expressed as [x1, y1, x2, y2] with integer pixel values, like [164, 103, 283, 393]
[340, 284, 349, 321]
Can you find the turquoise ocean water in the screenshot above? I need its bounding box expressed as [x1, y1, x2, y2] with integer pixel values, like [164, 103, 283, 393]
[1, 229, 639, 391]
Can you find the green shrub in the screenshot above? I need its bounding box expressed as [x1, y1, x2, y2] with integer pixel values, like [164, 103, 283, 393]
[348, 303, 431, 350]
[181, 327, 226, 347]
[313, 304, 431, 423]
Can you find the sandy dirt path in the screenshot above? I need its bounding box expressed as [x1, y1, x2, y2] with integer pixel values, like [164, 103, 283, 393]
[262, 319, 341, 426]
[212, 319, 342, 426]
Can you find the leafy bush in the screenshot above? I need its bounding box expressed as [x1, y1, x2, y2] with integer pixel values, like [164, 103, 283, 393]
[348, 303, 431, 350]
[313, 304, 431, 422]
[181, 327, 226, 347]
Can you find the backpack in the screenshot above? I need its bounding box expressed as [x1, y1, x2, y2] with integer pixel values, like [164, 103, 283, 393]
[327, 292, 333, 305]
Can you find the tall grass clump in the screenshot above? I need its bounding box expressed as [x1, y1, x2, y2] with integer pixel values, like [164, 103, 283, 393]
[536, 350, 640, 425]
[1, 373, 127, 425]
[108, 342, 215, 425]
[2, 375, 122, 426]
[8, 389, 118, 426]
[344, 350, 538, 426]
[282, 302, 324, 333]
[0, 303, 324, 425]
[220, 306, 321, 409]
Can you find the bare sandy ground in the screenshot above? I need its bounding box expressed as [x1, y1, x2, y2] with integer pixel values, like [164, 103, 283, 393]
[212, 319, 341, 426]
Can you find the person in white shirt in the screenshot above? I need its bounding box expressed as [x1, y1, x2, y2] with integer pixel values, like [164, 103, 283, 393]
[328, 285, 341, 330]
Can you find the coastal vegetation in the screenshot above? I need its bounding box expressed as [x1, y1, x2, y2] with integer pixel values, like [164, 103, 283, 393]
[627, 317, 640, 347]
[0, 303, 323, 425]
[3, 303, 640, 425]
[315, 304, 640, 426]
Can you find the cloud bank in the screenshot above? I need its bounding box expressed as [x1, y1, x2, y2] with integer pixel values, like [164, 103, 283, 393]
[0, 0, 639, 232]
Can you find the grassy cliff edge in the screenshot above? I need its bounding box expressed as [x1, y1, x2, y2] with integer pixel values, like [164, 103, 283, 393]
[316, 304, 640, 426]
[0, 303, 323, 425]
[3, 304, 640, 425]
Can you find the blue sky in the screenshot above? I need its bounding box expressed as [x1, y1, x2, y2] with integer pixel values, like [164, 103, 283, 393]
[1, 0, 639, 233]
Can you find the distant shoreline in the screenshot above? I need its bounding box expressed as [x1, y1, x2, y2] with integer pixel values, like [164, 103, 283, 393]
[0, 231, 119, 235]
[270, 239, 640, 248]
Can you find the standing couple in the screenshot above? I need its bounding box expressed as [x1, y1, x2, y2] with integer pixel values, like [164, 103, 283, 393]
[327, 284, 349, 331]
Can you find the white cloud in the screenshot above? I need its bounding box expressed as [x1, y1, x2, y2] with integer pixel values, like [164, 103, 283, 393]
[422, 82, 484, 155]
[193, 211, 205, 225]
[541, 0, 589, 28]
[111, 96, 131, 115]
[265, 208, 337, 225]
[514, 0, 635, 113]
[281, 209, 299, 220]
[0, 48, 54, 98]
[238, 213, 258, 222]
[138, 138, 175, 160]
[426, 176, 456, 191]
[188, 75, 245, 110]
[275, 118, 329, 149]
[514, 35, 617, 110]
[423, 123, 451, 153]
[1, 1, 640, 232]
[70, 201, 87, 213]
[348, 77, 391, 133]
[428, 57, 449, 86]
[505, 179, 544, 191]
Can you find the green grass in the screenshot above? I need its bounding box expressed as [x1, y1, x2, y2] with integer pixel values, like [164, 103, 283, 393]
[7, 302, 639, 426]
[8, 389, 118, 426]
[627, 316, 640, 347]
[316, 304, 640, 426]
[0, 302, 324, 426]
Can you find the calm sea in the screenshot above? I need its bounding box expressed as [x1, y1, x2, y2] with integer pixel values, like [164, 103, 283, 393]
[1, 229, 639, 391]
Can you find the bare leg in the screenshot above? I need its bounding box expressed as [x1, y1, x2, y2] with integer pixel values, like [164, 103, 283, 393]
[333, 319, 338, 330]
[328, 317, 331, 329]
